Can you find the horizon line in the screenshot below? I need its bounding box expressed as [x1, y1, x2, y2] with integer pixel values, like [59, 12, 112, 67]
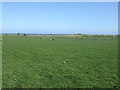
[0, 33, 118, 35]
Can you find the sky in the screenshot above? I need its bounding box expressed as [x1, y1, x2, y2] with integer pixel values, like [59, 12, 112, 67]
[2, 2, 118, 34]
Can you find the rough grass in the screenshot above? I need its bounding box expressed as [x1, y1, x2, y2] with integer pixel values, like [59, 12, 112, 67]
[0, 35, 2, 89]
[2, 35, 118, 88]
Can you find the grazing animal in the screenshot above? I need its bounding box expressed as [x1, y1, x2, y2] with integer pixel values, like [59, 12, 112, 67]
[0, 39, 3, 41]
[40, 37, 43, 39]
[50, 38, 54, 40]
[81, 37, 84, 39]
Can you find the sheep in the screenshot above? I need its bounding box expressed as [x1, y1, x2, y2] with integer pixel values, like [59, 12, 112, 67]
[0, 39, 3, 41]
[63, 62, 66, 64]
[50, 38, 54, 40]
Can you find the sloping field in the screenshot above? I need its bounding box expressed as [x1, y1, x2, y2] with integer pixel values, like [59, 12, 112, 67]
[2, 35, 118, 88]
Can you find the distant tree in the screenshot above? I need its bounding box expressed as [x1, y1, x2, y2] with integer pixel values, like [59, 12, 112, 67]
[73, 34, 77, 35]
[74, 33, 82, 35]
[5, 34, 7, 35]
[23, 34, 26, 36]
[17, 33, 20, 36]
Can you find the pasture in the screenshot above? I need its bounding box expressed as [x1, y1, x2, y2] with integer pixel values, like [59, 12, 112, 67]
[2, 35, 118, 88]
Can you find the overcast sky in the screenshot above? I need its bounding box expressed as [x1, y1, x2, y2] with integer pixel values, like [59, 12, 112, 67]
[2, 2, 118, 34]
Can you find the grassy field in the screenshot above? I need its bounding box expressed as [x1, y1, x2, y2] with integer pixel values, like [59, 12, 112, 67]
[0, 35, 2, 89]
[2, 35, 118, 88]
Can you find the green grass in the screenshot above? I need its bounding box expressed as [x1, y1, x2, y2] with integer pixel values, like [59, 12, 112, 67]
[0, 35, 2, 89]
[2, 35, 118, 88]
